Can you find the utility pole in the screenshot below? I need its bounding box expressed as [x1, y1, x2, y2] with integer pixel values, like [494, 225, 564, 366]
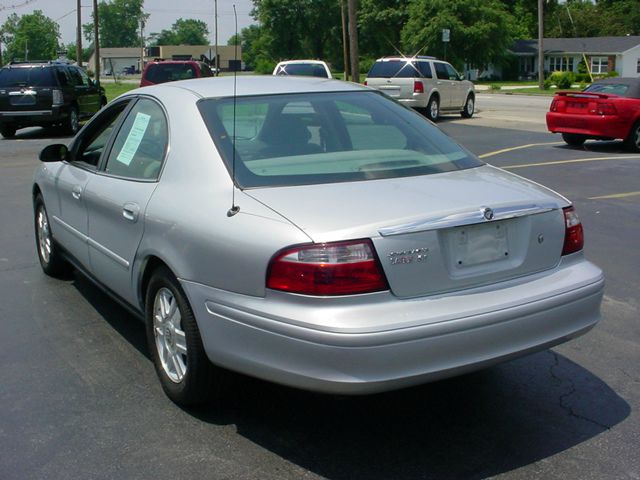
[340, 0, 350, 81]
[93, 0, 100, 84]
[214, 0, 219, 75]
[347, 0, 359, 83]
[538, 0, 544, 89]
[76, 0, 82, 67]
[25, 38, 28, 61]
[140, 17, 145, 73]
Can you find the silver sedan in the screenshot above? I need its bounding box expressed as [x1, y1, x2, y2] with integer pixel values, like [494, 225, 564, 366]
[33, 76, 604, 406]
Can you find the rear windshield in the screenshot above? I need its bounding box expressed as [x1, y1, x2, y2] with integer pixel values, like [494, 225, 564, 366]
[144, 63, 197, 84]
[584, 83, 629, 96]
[0, 67, 58, 87]
[275, 63, 329, 78]
[198, 91, 481, 188]
[367, 60, 431, 78]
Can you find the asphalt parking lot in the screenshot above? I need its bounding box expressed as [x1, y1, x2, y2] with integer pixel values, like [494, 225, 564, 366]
[1, 95, 638, 480]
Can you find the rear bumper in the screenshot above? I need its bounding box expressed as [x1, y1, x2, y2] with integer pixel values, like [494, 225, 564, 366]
[546, 112, 630, 139]
[0, 106, 66, 126]
[182, 256, 604, 394]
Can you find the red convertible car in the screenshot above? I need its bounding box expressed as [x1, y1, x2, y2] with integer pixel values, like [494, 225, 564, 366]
[546, 77, 640, 151]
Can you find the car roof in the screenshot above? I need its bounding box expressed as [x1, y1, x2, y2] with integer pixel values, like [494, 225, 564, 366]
[147, 60, 200, 65]
[128, 75, 364, 99]
[375, 56, 439, 62]
[276, 60, 328, 65]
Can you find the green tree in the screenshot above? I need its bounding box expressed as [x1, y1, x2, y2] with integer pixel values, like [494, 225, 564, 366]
[227, 34, 241, 46]
[151, 19, 209, 46]
[1, 10, 60, 62]
[359, 0, 409, 57]
[65, 42, 93, 63]
[401, 0, 516, 69]
[83, 0, 146, 48]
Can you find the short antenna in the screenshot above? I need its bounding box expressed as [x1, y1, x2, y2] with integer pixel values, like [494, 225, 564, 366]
[227, 4, 240, 217]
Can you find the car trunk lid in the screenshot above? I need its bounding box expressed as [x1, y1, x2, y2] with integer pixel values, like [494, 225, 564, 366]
[550, 91, 618, 115]
[248, 165, 569, 298]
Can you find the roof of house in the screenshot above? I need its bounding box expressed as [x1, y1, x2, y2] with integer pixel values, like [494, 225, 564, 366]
[98, 48, 142, 58]
[512, 36, 640, 55]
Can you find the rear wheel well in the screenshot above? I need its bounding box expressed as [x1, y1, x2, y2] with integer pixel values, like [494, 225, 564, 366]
[139, 256, 171, 310]
[32, 184, 42, 204]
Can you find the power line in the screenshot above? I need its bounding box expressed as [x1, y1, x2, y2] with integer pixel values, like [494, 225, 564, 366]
[0, 0, 38, 12]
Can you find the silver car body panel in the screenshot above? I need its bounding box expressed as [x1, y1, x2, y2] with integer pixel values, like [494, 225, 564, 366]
[33, 76, 604, 395]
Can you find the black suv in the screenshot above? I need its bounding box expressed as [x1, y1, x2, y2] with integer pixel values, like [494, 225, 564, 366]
[0, 61, 106, 138]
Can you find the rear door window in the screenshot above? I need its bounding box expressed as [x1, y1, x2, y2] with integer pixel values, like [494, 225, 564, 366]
[434, 63, 449, 80]
[145, 63, 197, 83]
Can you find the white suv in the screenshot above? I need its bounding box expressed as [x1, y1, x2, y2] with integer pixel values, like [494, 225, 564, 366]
[364, 56, 475, 121]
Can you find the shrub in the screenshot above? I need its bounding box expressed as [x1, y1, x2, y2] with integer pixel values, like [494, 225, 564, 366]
[359, 57, 376, 76]
[254, 59, 276, 74]
[549, 71, 574, 89]
[579, 82, 587, 90]
[490, 84, 501, 91]
[607, 70, 619, 78]
[543, 78, 553, 90]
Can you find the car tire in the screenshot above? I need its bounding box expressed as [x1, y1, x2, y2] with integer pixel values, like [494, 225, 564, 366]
[461, 94, 475, 118]
[145, 266, 220, 406]
[34, 194, 73, 277]
[562, 133, 586, 147]
[425, 95, 440, 122]
[624, 121, 640, 152]
[64, 106, 80, 135]
[1, 125, 17, 138]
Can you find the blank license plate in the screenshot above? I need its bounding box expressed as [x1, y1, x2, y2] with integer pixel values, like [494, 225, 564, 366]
[10, 95, 36, 106]
[449, 222, 509, 267]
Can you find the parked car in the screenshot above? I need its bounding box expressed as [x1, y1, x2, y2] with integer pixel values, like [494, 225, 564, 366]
[33, 76, 603, 406]
[364, 56, 475, 121]
[273, 60, 332, 79]
[0, 61, 106, 138]
[140, 60, 214, 87]
[546, 77, 640, 151]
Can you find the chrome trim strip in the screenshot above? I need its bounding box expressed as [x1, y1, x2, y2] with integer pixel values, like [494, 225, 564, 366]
[52, 215, 89, 242]
[87, 238, 130, 269]
[0, 110, 53, 116]
[52, 215, 130, 268]
[379, 202, 560, 237]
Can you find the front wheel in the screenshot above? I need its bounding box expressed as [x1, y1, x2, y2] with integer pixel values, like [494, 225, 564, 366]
[145, 267, 220, 406]
[562, 133, 586, 147]
[34, 194, 73, 277]
[624, 121, 640, 152]
[461, 94, 475, 118]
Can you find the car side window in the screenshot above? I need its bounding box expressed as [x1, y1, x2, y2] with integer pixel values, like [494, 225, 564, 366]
[76, 68, 91, 86]
[418, 62, 432, 79]
[445, 64, 460, 81]
[55, 68, 69, 86]
[200, 63, 214, 77]
[434, 62, 449, 80]
[104, 98, 168, 180]
[73, 101, 130, 169]
[67, 68, 84, 86]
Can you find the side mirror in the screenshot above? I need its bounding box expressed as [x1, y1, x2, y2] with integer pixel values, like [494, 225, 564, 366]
[39, 144, 69, 162]
[458, 74, 465, 81]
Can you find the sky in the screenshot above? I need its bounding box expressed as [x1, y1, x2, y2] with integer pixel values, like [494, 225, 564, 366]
[0, 0, 256, 46]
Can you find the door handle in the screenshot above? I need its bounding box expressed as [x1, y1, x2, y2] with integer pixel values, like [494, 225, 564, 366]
[72, 185, 82, 200]
[437, 81, 443, 85]
[122, 203, 140, 223]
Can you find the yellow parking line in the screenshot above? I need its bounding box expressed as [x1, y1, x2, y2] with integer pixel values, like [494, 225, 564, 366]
[479, 142, 564, 159]
[588, 191, 640, 200]
[503, 155, 640, 169]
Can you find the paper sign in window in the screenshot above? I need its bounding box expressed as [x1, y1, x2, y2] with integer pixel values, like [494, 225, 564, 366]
[116, 112, 151, 165]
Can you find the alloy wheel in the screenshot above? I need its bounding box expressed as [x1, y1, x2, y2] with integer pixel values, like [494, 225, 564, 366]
[153, 287, 188, 383]
[36, 207, 51, 264]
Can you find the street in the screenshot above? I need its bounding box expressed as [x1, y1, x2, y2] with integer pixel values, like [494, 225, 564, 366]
[0, 94, 638, 480]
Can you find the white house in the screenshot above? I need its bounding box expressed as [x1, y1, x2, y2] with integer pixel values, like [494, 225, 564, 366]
[512, 36, 640, 78]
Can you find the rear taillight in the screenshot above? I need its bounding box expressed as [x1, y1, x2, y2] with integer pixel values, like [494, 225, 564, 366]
[52, 89, 63, 106]
[414, 81, 424, 93]
[363, 80, 368, 86]
[562, 206, 584, 255]
[267, 239, 388, 295]
[550, 98, 558, 112]
[592, 102, 617, 115]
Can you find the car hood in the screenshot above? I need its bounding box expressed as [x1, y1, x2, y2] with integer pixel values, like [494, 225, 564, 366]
[245, 164, 568, 243]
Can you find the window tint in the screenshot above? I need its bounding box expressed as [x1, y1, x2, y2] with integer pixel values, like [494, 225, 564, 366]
[445, 64, 460, 80]
[198, 91, 481, 188]
[585, 83, 629, 96]
[77, 68, 91, 85]
[74, 101, 130, 168]
[145, 63, 197, 84]
[67, 68, 84, 86]
[434, 62, 449, 79]
[367, 60, 425, 78]
[0, 67, 57, 87]
[275, 63, 329, 78]
[104, 99, 168, 180]
[417, 62, 432, 78]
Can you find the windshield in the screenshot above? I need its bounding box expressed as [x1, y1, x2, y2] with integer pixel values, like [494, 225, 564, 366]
[0, 67, 57, 87]
[145, 63, 197, 84]
[275, 63, 329, 78]
[198, 91, 481, 188]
